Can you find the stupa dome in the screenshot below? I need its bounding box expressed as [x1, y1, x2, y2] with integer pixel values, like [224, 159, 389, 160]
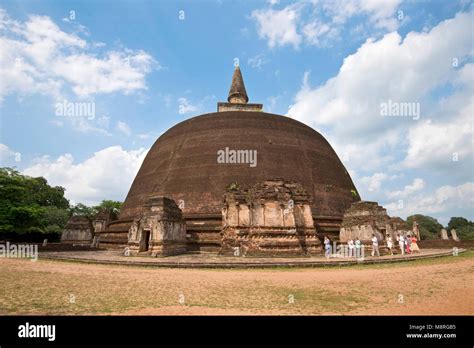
[105, 67, 360, 251]
[120, 111, 358, 219]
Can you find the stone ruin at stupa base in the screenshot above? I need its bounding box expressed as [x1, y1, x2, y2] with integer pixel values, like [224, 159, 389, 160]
[126, 196, 187, 257]
[339, 201, 412, 244]
[60, 215, 94, 245]
[220, 179, 322, 257]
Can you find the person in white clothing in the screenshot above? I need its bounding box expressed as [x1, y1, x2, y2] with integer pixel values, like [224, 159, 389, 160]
[398, 234, 405, 255]
[355, 238, 362, 258]
[324, 236, 331, 258]
[347, 239, 354, 257]
[386, 235, 394, 255]
[371, 234, 380, 257]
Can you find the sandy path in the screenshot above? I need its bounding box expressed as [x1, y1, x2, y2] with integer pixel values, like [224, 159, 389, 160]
[0, 255, 472, 315]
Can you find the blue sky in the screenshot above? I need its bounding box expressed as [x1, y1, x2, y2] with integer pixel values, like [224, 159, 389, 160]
[0, 0, 472, 225]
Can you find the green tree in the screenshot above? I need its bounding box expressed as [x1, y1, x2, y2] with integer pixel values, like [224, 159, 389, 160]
[69, 203, 96, 218]
[95, 200, 122, 214]
[41, 206, 70, 233]
[0, 167, 123, 241]
[0, 168, 70, 238]
[406, 214, 443, 240]
[447, 217, 474, 240]
[26, 177, 69, 209]
[69, 200, 122, 218]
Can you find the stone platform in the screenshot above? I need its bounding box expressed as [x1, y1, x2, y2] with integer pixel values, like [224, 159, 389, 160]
[38, 248, 465, 268]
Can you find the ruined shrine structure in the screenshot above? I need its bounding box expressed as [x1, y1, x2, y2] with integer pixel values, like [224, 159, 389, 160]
[61, 209, 116, 246]
[339, 201, 411, 244]
[220, 179, 321, 256]
[126, 196, 187, 256]
[61, 215, 94, 245]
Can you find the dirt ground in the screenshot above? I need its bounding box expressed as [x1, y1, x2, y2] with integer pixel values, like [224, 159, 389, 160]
[0, 252, 473, 315]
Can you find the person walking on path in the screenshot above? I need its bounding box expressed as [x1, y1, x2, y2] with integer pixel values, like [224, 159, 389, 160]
[405, 235, 412, 254]
[411, 235, 420, 253]
[348, 239, 354, 257]
[386, 235, 394, 255]
[398, 234, 405, 255]
[324, 236, 332, 258]
[371, 234, 380, 257]
[355, 238, 362, 258]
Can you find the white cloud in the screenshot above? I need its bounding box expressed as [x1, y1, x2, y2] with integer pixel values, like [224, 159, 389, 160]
[287, 10, 473, 175]
[387, 178, 425, 199]
[328, 130, 399, 172]
[177, 97, 198, 115]
[251, 4, 302, 49]
[23, 146, 148, 206]
[116, 121, 132, 136]
[302, 21, 340, 47]
[360, 172, 388, 192]
[404, 111, 472, 171]
[403, 64, 473, 175]
[289, 11, 472, 130]
[323, 0, 401, 30]
[52, 50, 155, 97]
[0, 143, 15, 158]
[0, 9, 158, 103]
[385, 182, 474, 221]
[250, 0, 402, 49]
[0, 143, 18, 165]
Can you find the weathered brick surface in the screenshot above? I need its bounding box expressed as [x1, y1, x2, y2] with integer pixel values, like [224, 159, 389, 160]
[220, 180, 322, 256]
[115, 111, 358, 251]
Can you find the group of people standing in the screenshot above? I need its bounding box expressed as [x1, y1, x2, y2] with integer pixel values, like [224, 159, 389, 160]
[393, 233, 420, 255]
[323, 233, 420, 258]
[323, 236, 364, 258]
[370, 233, 420, 256]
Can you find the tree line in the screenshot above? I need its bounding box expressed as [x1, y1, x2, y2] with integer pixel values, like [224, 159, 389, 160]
[0, 168, 122, 242]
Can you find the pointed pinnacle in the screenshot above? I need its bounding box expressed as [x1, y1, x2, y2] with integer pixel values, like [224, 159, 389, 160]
[227, 66, 249, 104]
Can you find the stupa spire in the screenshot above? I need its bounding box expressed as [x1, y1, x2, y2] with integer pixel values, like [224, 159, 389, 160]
[217, 65, 262, 112]
[227, 65, 249, 104]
